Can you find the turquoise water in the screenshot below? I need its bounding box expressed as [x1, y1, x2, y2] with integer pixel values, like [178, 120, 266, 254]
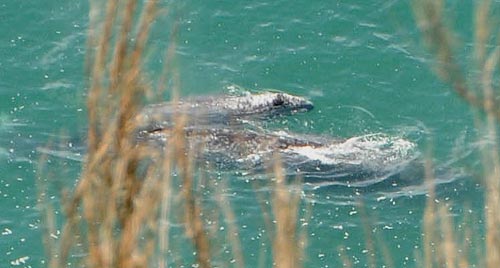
[0, 0, 488, 267]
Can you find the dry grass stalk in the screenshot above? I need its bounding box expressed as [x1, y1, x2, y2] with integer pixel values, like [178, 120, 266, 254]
[87, 0, 118, 154]
[458, 216, 472, 268]
[481, 47, 500, 268]
[474, 0, 491, 66]
[422, 151, 437, 268]
[337, 246, 353, 268]
[252, 180, 273, 268]
[356, 201, 376, 268]
[423, 202, 471, 268]
[377, 236, 395, 268]
[109, 0, 138, 92]
[174, 118, 212, 268]
[438, 205, 458, 268]
[158, 133, 174, 268]
[271, 153, 303, 268]
[41, 1, 166, 267]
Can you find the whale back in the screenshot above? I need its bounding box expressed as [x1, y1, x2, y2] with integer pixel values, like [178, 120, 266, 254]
[136, 91, 314, 132]
[135, 91, 419, 186]
[139, 126, 419, 184]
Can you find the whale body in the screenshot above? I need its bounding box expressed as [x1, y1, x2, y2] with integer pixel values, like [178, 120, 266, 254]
[137, 91, 314, 131]
[139, 126, 419, 184]
[135, 90, 419, 185]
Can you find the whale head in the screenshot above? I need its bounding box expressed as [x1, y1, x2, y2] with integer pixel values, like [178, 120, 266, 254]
[240, 92, 314, 115]
[136, 91, 314, 133]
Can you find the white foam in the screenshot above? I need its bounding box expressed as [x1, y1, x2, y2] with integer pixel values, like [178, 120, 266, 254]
[283, 133, 417, 169]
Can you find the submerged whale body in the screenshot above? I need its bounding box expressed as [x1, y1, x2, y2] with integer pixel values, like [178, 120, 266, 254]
[137, 91, 314, 130]
[139, 127, 419, 185]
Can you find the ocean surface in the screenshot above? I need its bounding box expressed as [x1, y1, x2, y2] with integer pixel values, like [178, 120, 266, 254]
[0, 0, 489, 267]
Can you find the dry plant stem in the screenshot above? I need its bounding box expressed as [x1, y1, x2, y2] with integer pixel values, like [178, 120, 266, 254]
[474, 0, 491, 67]
[110, 0, 137, 92]
[116, 107, 141, 229]
[337, 246, 353, 268]
[482, 47, 500, 268]
[459, 213, 472, 268]
[131, 0, 157, 70]
[272, 154, 301, 268]
[93, 0, 118, 87]
[297, 199, 310, 264]
[114, 0, 158, 229]
[244, 181, 273, 268]
[377, 236, 395, 268]
[119, 162, 163, 268]
[252, 180, 274, 238]
[55, 0, 159, 267]
[357, 202, 376, 268]
[438, 205, 458, 268]
[157, 41, 180, 268]
[251, 181, 272, 268]
[56, 165, 95, 267]
[174, 117, 211, 268]
[158, 143, 174, 268]
[87, 0, 119, 154]
[422, 152, 437, 268]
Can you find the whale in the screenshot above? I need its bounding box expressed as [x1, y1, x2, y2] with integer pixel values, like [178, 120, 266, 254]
[138, 126, 419, 185]
[134, 90, 420, 186]
[136, 91, 314, 131]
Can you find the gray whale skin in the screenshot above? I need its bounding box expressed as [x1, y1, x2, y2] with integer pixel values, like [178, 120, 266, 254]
[137, 91, 314, 130]
[137, 91, 419, 185]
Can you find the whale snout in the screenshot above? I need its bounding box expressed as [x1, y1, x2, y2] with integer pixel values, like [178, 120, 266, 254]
[297, 99, 314, 112]
[273, 92, 314, 113]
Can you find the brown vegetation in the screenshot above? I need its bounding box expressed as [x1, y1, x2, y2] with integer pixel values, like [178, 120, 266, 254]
[39, 1, 305, 268]
[38, 0, 500, 267]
